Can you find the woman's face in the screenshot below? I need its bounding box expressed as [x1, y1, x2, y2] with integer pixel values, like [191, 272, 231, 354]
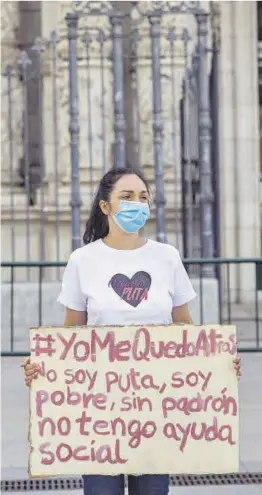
[100, 174, 150, 216]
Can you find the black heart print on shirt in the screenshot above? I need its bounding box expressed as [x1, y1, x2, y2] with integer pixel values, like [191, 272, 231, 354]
[108, 271, 152, 308]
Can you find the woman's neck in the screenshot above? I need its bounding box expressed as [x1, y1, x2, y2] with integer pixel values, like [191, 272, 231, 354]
[103, 232, 146, 251]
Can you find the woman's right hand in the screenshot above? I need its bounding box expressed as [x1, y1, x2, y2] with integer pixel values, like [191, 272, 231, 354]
[21, 358, 40, 387]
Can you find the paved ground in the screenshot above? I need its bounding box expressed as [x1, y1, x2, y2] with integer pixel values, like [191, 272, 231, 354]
[224, 303, 262, 350]
[7, 488, 262, 495]
[1, 353, 262, 494]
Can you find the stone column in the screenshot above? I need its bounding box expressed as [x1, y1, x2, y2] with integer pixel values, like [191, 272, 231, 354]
[234, 2, 260, 301]
[219, 1, 260, 302]
[1, 1, 21, 182]
[41, 0, 63, 185]
[219, 2, 238, 298]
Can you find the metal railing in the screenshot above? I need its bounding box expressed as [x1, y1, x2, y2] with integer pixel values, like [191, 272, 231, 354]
[1, 1, 221, 272]
[1, 258, 262, 357]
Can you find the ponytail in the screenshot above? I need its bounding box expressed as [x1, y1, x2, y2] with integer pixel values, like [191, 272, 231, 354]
[83, 190, 109, 244]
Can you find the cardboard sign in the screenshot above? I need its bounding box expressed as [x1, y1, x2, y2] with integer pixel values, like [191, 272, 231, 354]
[29, 325, 239, 477]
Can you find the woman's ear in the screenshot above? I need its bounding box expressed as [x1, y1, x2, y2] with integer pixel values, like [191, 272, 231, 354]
[99, 200, 110, 216]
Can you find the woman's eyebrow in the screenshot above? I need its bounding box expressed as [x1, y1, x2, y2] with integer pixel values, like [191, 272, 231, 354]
[119, 189, 148, 194]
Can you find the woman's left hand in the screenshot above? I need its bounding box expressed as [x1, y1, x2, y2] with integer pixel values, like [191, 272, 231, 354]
[233, 356, 241, 379]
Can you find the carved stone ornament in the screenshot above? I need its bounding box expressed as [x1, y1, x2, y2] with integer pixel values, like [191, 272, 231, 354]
[72, 1, 114, 16]
[72, 1, 203, 18]
[210, 1, 221, 47]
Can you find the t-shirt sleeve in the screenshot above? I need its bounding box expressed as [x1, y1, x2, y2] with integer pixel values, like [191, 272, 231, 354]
[172, 251, 197, 307]
[57, 255, 86, 312]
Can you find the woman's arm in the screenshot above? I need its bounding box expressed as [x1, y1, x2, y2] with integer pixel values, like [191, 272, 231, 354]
[64, 308, 87, 326]
[172, 303, 192, 324]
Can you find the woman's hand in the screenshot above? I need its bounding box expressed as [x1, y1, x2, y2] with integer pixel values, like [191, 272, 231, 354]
[233, 356, 241, 379]
[21, 358, 40, 387]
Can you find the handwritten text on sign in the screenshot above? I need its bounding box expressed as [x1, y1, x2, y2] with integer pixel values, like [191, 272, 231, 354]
[29, 325, 239, 477]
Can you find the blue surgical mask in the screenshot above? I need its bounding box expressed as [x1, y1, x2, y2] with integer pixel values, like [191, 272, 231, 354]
[113, 200, 150, 234]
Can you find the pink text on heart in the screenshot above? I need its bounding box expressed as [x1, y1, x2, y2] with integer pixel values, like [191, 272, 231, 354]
[122, 287, 149, 302]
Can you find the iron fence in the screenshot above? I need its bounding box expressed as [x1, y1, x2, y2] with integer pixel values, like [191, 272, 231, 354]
[1, 1, 221, 276]
[1, 258, 262, 357]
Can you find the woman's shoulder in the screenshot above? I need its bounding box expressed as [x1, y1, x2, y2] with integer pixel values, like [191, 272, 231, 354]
[68, 240, 102, 265]
[148, 239, 180, 260]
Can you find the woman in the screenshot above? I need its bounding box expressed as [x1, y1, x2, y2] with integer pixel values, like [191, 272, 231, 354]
[23, 167, 241, 495]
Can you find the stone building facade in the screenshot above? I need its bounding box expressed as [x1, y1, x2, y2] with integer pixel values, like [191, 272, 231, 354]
[1, 1, 261, 300]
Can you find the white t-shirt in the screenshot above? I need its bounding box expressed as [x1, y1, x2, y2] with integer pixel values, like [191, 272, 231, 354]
[57, 239, 196, 326]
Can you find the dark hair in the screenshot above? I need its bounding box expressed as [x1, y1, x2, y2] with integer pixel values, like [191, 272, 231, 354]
[83, 167, 150, 244]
